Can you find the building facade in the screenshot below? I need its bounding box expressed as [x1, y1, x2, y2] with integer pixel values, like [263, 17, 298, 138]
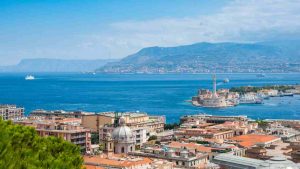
[15, 117, 91, 153]
[82, 112, 165, 133]
[0, 104, 24, 120]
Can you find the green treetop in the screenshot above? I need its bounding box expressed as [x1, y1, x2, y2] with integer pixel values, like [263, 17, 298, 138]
[0, 119, 83, 169]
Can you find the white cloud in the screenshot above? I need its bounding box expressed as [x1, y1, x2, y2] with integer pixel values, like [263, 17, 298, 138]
[80, 0, 300, 58]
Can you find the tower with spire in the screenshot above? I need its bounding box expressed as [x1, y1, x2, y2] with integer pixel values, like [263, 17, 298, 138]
[212, 74, 217, 98]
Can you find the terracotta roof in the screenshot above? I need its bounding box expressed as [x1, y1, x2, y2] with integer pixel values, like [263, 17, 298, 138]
[168, 141, 212, 153]
[84, 165, 105, 169]
[84, 155, 152, 168]
[60, 118, 81, 123]
[230, 134, 280, 148]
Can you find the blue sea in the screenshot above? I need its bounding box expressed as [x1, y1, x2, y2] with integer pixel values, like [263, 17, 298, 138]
[0, 73, 299, 123]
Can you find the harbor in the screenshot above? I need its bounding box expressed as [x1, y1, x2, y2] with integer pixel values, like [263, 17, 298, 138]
[0, 73, 300, 123]
[191, 74, 300, 108]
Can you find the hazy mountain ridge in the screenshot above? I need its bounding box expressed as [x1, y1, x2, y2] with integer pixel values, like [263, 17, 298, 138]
[98, 41, 300, 73]
[0, 58, 118, 72]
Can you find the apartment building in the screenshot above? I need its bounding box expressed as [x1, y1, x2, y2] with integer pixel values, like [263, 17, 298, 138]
[15, 117, 91, 153]
[82, 112, 165, 133]
[30, 109, 93, 118]
[0, 104, 24, 120]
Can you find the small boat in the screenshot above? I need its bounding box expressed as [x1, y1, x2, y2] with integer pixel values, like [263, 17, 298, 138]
[277, 91, 293, 97]
[257, 93, 270, 100]
[223, 78, 230, 83]
[283, 92, 294, 97]
[25, 75, 35, 80]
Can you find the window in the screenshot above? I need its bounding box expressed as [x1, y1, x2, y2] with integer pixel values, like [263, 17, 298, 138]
[121, 147, 125, 153]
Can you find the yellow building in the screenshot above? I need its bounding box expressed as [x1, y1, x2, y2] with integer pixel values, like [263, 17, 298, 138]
[82, 112, 165, 133]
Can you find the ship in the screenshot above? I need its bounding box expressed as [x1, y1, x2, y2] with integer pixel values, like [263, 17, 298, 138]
[239, 93, 263, 104]
[278, 91, 294, 97]
[25, 75, 35, 80]
[223, 78, 229, 83]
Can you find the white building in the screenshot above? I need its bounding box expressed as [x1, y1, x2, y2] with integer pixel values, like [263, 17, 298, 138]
[0, 105, 24, 120]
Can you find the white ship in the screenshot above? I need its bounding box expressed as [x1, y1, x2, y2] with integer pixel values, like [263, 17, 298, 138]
[25, 75, 35, 80]
[223, 78, 229, 83]
[239, 93, 263, 104]
[278, 91, 294, 97]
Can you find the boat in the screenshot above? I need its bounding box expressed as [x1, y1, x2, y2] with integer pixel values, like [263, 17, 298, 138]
[282, 92, 294, 97]
[25, 75, 35, 80]
[277, 91, 294, 97]
[239, 93, 263, 104]
[257, 93, 270, 99]
[223, 78, 230, 83]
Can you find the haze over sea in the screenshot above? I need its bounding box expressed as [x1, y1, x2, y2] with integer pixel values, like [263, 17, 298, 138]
[1, 73, 299, 123]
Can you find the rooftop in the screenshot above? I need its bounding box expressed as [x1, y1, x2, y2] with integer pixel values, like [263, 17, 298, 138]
[84, 165, 105, 169]
[99, 112, 148, 118]
[213, 154, 265, 168]
[84, 155, 152, 168]
[230, 134, 280, 148]
[168, 141, 212, 153]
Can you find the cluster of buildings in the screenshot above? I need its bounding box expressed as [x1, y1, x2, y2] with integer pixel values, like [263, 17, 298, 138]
[100, 61, 300, 74]
[192, 75, 240, 108]
[192, 75, 299, 108]
[2, 104, 300, 168]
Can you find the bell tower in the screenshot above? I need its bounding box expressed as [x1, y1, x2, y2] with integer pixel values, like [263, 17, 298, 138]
[103, 133, 114, 153]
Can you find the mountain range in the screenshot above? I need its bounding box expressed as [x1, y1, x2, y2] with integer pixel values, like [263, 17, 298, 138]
[2, 41, 300, 73]
[0, 59, 117, 72]
[97, 41, 300, 73]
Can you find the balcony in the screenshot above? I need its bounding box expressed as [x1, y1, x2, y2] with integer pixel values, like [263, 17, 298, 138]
[71, 134, 86, 139]
[73, 140, 86, 144]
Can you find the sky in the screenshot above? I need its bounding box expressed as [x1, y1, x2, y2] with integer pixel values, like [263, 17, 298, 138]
[0, 0, 300, 65]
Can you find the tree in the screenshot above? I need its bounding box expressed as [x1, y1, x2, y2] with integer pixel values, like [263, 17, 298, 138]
[164, 123, 179, 130]
[148, 135, 157, 141]
[255, 120, 269, 130]
[91, 132, 99, 144]
[0, 119, 83, 169]
[98, 142, 105, 151]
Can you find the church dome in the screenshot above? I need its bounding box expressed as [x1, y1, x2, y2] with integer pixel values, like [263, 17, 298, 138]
[112, 116, 135, 143]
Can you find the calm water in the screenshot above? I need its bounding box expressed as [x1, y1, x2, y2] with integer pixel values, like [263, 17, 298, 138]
[0, 73, 300, 123]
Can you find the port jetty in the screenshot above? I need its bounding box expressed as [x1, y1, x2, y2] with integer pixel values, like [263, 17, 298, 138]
[191, 75, 300, 108]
